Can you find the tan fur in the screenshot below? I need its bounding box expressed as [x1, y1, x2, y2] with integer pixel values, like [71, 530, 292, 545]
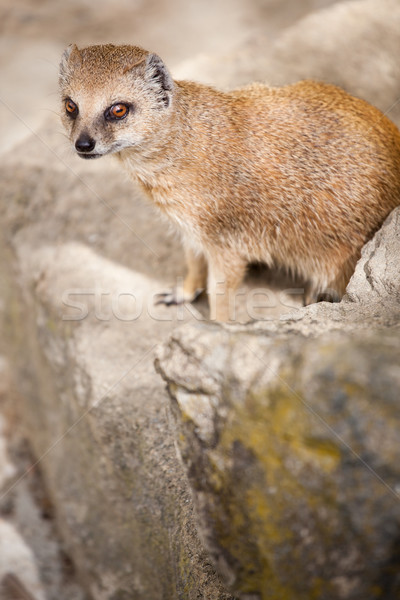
[59, 44, 400, 321]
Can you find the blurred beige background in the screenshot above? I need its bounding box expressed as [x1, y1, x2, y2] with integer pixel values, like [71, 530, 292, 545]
[0, 0, 340, 154]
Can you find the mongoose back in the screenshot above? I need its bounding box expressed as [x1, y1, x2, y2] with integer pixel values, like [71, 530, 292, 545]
[59, 44, 400, 321]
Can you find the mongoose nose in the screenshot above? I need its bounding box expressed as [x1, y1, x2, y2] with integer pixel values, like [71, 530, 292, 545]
[75, 134, 96, 153]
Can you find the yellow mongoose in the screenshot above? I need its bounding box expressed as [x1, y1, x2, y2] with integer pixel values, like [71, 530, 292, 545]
[59, 44, 400, 321]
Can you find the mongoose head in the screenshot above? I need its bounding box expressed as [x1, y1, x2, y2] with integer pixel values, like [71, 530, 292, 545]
[59, 44, 174, 159]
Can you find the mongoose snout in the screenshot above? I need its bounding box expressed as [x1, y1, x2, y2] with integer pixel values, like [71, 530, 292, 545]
[59, 43, 400, 321]
[75, 132, 96, 155]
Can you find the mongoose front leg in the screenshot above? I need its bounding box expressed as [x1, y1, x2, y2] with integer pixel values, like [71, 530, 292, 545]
[155, 246, 207, 306]
[207, 253, 247, 322]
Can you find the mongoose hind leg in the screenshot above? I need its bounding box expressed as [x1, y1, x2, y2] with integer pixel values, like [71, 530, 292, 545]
[155, 246, 207, 306]
[304, 265, 353, 306]
[325, 267, 354, 303]
[303, 283, 318, 306]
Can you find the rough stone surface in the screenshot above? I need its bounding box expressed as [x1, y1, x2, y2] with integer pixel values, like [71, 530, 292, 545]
[156, 208, 400, 599]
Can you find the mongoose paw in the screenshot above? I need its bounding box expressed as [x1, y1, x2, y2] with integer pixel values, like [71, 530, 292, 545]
[154, 291, 181, 306]
[154, 288, 204, 307]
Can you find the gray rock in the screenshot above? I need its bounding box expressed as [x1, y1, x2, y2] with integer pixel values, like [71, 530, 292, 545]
[157, 325, 400, 600]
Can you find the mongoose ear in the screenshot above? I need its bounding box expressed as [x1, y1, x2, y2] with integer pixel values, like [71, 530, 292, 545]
[144, 53, 174, 108]
[59, 44, 82, 85]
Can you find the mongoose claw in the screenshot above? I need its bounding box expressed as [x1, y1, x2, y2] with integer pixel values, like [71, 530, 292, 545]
[154, 291, 181, 306]
[154, 288, 204, 307]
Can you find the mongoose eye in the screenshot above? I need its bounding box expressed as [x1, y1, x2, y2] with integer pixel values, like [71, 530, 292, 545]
[65, 98, 78, 118]
[106, 103, 129, 121]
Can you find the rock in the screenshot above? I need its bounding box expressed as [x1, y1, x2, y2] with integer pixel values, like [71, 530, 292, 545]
[158, 326, 400, 600]
[156, 208, 400, 599]
[174, 0, 400, 127]
[344, 208, 400, 307]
